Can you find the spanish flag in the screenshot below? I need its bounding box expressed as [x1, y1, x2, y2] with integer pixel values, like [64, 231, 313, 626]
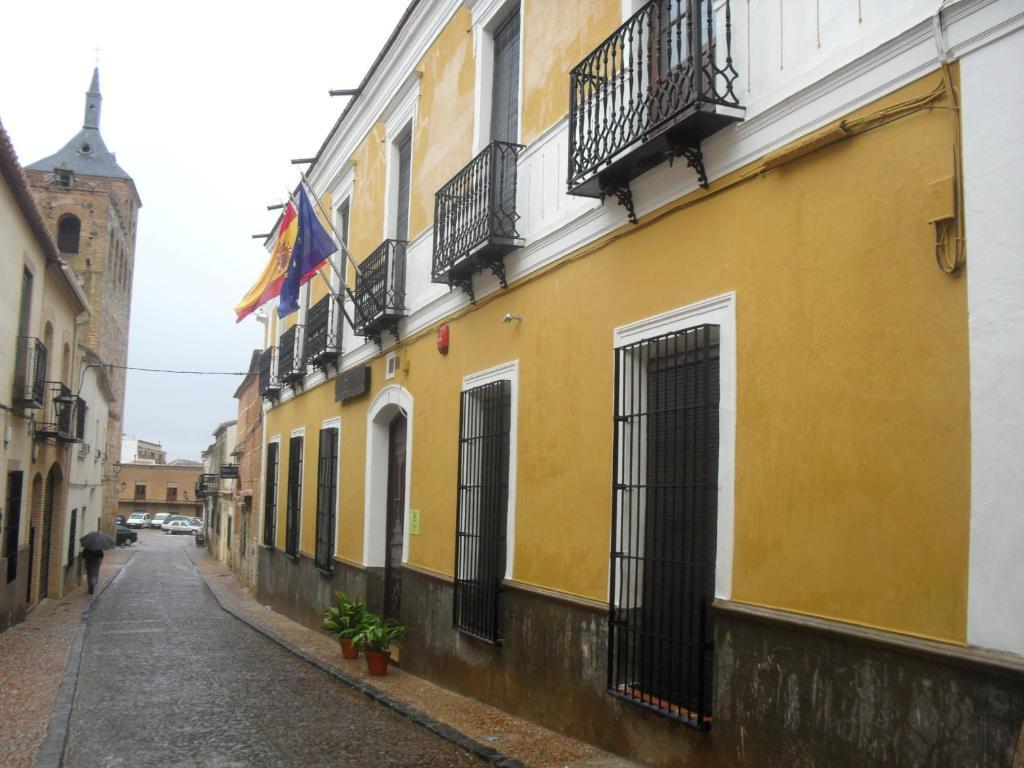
[234, 201, 298, 322]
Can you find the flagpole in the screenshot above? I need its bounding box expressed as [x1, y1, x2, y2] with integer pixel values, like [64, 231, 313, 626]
[281, 186, 360, 335]
[295, 171, 364, 282]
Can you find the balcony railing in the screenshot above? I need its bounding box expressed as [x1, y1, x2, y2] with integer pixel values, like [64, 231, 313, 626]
[259, 346, 281, 399]
[432, 141, 524, 301]
[34, 382, 79, 443]
[567, 0, 743, 220]
[305, 294, 341, 369]
[278, 325, 306, 385]
[354, 239, 407, 346]
[197, 473, 220, 498]
[13, 337, 47, 409]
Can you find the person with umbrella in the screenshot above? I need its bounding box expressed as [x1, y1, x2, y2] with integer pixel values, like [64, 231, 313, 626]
[80, 530, 115, 595]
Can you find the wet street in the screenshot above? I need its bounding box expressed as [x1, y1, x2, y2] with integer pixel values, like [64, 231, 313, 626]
[62, 532, 480, 768]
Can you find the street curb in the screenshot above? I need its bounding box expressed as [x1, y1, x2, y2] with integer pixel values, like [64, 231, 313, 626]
[34, 554, 133, 768]
[184, 549, 527, 768]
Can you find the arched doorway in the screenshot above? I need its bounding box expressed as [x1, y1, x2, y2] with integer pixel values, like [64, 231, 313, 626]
[27, 474, 43, 603]
[384, 414, 407, 620]
[364, 386, 413, 622]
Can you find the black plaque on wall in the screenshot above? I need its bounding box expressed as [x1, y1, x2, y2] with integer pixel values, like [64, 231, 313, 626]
[336, 366, 371, 402]
[219, 465, 239, 479]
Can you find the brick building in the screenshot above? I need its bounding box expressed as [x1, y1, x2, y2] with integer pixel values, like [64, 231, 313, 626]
[229, 351, 262, 588]
[24, 68, 141, 534]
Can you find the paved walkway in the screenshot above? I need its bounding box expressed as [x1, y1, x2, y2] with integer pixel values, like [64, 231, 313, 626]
[61, 532, 482, 767]
[0, 545, 132, 768]
[189, 544, 637, 768]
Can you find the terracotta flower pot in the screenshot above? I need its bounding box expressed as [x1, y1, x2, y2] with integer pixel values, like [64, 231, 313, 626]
[339, 637, 359, 660]
[365, 650, 391, 676]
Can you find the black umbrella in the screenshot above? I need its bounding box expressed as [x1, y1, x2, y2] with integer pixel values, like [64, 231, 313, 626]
[79, 531, 116, 551]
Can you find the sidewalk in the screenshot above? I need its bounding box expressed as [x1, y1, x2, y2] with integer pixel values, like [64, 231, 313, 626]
[188, 546, 638, 768]
[0, 546, 133, 768]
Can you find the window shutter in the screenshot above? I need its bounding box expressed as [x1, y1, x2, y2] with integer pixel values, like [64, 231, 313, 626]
[263, 443, 279, 547]
[490, 9, 520, 144]
[314, 428, 338, 571]
[395, 130, 413, 242]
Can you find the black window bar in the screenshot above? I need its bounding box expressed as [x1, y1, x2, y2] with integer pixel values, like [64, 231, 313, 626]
[305, 293, 341, 368]
[314, 427, 339, 572]
[75, 397, 88, 441]
[353, 239, 408, 347]
[263, 442, 279, 547]
[431, 141, 524, 301]
[609, 323, 720, 729]
[285, 435, 303, 558]
[259, 346, 281, 399]
[5, 471, 23, 583]
[453, 379, 511, 644]
[567, 0, 742, 210]
[67, 509, 77, 564]
[13, 337, 47, 408]
[278, 325, 306, 385]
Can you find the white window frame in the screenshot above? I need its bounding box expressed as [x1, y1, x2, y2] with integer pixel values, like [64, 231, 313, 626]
[470, 0, 524, 153]
[330, 164, 356, 294]
[611, 292, 736, 601]
[461, 359, 519, 581]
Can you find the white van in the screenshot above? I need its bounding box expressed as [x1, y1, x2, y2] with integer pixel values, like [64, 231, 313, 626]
[126, 511, 150, 528]
[150, 512, 170, 529]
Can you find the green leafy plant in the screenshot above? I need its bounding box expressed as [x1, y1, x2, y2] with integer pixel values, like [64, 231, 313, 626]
[321, 591, 370, 640]
[352, 615, 406, 653]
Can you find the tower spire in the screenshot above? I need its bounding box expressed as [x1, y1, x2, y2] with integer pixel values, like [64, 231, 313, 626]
[83, 67, 101, 130]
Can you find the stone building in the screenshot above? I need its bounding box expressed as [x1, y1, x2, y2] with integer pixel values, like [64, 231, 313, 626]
[24, 68, 141, 534]
[200, 420, 237, 563]
[120, 436, 166, 464]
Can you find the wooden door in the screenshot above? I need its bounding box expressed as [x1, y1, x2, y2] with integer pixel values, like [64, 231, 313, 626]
[384, 415, 407, 621]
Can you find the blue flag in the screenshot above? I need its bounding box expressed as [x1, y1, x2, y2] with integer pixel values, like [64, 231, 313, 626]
[278, 186, 338, 317]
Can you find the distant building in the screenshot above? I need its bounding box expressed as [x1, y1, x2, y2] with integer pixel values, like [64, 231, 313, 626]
[120, 436, 166, 465]
[228, 351, 262, 588]
[200, 421, 237, 563]
[115, 463, 202, 523]
[24, 68, 141, 535]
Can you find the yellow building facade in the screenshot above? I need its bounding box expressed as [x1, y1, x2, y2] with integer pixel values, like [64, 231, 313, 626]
[250, 2, 1024, 765]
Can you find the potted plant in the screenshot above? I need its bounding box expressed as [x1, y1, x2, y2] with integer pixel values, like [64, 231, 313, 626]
[321, 592, 369, 660]
[352, 615, 406, 676]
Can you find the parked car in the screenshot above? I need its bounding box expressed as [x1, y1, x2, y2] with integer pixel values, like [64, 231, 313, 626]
[115, 515, 127, 526]
[164, 519, 198, 535]
[116, 524, 137, 546]
[126, 512, 150, 528]
[150, 513, 170, 529]
[160, 515, 192, 531]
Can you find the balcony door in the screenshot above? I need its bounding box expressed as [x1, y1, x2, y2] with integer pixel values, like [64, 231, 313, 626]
[490, 8, 520, 238]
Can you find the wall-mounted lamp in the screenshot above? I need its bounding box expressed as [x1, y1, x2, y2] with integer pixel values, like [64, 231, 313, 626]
[502, 313, 523, 324]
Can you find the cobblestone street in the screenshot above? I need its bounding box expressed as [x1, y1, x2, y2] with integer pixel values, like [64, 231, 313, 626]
[61, 532, 481, 768]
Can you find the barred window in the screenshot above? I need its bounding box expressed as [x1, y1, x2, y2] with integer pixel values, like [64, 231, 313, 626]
[285, 436, 303, 557]
[263, 442, 279, 547]
[67, 508, 78, 564]
[609, 324, 720, 728]
[314, 427, 339, 572]
[453, 379, 511, 643]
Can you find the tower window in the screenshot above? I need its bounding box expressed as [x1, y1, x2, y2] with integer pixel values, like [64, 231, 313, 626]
[57, 214, 81, 254]
[57, 171, 74, 188]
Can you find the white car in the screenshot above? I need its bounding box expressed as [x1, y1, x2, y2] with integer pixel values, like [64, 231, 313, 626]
[164, 519, 199, 535]
[149, 513, 170, 529]
[160, 515, 192, 531]
[126, 512, 150, 528]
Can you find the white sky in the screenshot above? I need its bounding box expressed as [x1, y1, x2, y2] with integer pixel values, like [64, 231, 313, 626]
[0, 0, 408, 462]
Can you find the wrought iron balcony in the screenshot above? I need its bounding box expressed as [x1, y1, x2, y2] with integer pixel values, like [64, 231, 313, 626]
[432, 141, 524, 302]
[305, 294, 341, 369]
[13, 337, 47, 409]
[278, 325, 306, 385]
[34, 382, 79, 443]
[353, 239, 407, 347]
[259, 346, 281, 399]
[197, 473, 220, 498]
[567, 0, 744, 222]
